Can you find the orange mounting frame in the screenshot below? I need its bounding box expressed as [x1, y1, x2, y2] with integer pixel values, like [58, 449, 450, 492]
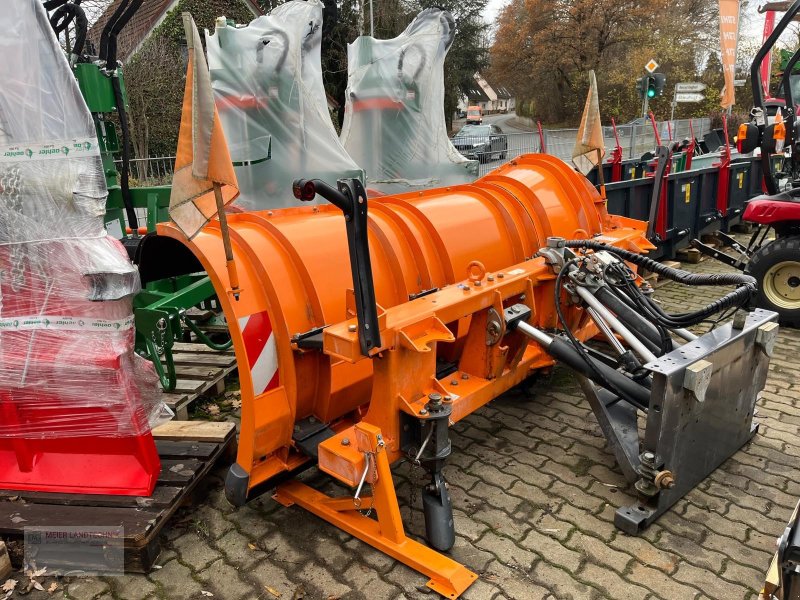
[274, 227, 651, 597]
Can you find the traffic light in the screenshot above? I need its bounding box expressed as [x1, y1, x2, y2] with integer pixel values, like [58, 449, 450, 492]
[646, 76, 657, 99]
[636, 77, 645, 99]
[636, 74, 666, 100]
[653, 73, 666, 97]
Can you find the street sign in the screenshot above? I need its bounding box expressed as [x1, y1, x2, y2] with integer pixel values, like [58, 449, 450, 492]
[645, 59, 659, 73]
[675, 92, 704, 103]
[734, 79, 746, 87]
[675, 82, 706, 93]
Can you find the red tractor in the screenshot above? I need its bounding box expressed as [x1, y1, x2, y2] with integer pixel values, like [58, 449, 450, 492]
[694, 0, 800, 326]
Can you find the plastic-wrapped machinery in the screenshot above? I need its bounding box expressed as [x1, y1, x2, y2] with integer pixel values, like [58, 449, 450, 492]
[207, 0, 364, 209]
[0, 0, 166, 495]
[340, 9, 477, 194]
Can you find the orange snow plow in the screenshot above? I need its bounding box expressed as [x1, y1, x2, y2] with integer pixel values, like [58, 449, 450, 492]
[151, 154, 774, 597]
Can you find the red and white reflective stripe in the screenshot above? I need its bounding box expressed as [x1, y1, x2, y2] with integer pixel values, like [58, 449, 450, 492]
[238, 311, 278, 396]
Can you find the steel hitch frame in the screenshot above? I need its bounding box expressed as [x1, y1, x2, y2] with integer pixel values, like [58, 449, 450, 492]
[690, 231, 752, 270]
[510, 300, 779, 535]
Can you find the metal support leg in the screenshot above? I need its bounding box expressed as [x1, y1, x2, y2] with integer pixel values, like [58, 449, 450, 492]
[274, 424, 477, 598]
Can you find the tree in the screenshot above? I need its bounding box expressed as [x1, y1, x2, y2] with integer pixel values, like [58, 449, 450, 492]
[490, 0, 726, 124]
[120, 0, 257, 158]
[124, 36, 184, 159]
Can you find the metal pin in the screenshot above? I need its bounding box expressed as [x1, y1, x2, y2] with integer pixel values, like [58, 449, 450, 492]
[354, 452, 371, 502]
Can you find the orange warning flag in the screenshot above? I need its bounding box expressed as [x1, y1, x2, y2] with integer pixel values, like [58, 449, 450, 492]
[572, 70, 605, 175]
[719, 0, 739, 109]
[169, 13, 239, 240]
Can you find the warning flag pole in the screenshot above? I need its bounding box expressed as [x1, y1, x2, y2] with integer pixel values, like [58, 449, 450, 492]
[213, 182, 241, 300]
[595, 148, 607, 201]
[169, 13, 243, 302]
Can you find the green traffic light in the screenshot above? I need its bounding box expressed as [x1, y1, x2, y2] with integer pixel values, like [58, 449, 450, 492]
[647, 89, 656, 98]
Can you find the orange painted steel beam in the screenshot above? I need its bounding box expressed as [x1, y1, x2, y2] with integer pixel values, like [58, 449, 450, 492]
[275, 424, 478, 598]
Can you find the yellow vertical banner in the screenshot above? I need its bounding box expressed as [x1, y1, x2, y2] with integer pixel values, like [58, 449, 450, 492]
[719, 0, 740, 109]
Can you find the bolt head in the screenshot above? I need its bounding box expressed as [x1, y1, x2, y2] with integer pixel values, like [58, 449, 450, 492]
[643, 452, 655, 461]
[348, 324, 357, 332]
[428, 392, 443, 404]
[419, 408, 428, 416]
[341, 437, 350, 446]
[450, 379, 459, 386]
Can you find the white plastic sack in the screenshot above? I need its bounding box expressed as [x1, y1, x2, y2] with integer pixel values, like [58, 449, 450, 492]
[340, 8, 477, 194]
[207, 0, 363, 210]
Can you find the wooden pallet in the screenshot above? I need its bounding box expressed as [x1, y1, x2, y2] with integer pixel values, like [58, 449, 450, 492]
[0, 421, 236, 573]
[163, 342, 238, 420]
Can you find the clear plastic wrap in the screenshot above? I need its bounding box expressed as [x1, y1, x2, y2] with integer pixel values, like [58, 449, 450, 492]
[207, 0, 364, 210]
[0, 0, 166, 438]
[340, 9, 477, 194]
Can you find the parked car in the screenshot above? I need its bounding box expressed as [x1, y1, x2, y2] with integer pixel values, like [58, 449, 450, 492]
[466, 105, 483, 124]
[452, 124, 508, 163]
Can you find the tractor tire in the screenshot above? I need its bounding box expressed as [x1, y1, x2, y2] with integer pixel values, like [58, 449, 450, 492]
[747, 235, 800, 327]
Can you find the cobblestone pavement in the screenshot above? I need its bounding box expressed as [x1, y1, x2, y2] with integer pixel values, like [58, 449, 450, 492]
[5, 250, 800, 600]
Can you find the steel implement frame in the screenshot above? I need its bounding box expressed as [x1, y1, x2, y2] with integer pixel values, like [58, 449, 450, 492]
[274, 226, 650, 597]
[612, 309, 778, 534]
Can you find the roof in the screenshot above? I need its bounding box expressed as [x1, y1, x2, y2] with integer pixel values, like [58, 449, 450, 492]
[493, 85, 513, 100]
[87, 0, 262, 63]
[466, 82, 491, 103]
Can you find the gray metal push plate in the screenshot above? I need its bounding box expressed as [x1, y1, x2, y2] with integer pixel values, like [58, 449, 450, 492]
[616, 308, 778, 535]
[643, 309, 777, 376]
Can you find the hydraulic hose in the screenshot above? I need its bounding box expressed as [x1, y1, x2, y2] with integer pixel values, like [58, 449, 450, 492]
[49, 3, 88, 58]
[515, 321, 650, 410]
[111, 74, 138, 231]
[595, 286, 668, 354]
[547, 337, 651, 410]
[563, 240, 755, 327]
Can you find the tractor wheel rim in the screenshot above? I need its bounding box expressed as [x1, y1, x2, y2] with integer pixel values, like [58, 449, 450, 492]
[763, 260, 800, 309]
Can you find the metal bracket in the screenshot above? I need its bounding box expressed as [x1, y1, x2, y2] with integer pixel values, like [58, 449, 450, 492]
[485, 308, 504, 345]
[690, 239, 747, 270]
[502, 303, 532, 332]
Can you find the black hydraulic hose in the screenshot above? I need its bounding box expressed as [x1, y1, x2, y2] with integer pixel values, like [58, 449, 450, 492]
[604, 281, 674, 355]
[49, 2, 88, 58]
[43, 0, 70, 10]
[105, 0, 142, 68]
[563, 240, 755, 326]
[99, 0, 130, 64]
[398, 45, 426, 81]
[111, 74, 138, 231]
[564, 241, 756, 286]
[595, 285, 666, 353]
[547, 337, 651, 411]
